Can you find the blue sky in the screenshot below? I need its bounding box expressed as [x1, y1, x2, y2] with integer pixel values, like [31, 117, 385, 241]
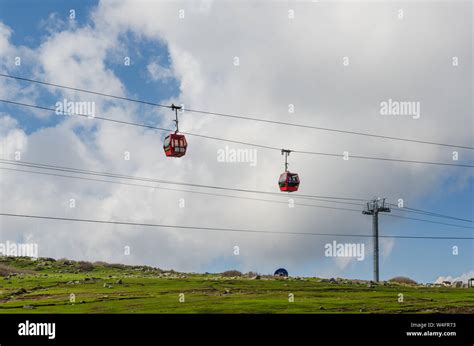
[0, 0, 472, 283]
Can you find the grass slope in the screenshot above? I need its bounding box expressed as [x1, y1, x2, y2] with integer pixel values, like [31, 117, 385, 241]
[0, 257, 472, 314]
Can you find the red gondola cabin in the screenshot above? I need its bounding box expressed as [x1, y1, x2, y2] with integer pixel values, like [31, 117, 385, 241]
[163, 133, 187, 157]
[278, 172, 300, 192]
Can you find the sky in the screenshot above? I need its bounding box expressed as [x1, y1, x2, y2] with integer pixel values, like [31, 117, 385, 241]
[0, 0, 472, 283]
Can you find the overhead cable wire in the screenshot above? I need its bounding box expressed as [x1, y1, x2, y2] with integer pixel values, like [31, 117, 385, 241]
[381, 213, 474, 229]
[1, 161, 472, 229]
[1, 213, 473, 240]
[1, 72, 472, 150]
[1, 99, 472, 168]
[387, 203, 473, 223]
[0, 166, 363, 213]
[0, 158, 367, 202]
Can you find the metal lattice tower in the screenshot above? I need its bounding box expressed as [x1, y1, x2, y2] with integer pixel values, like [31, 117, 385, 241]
[362, 198, 391, 282]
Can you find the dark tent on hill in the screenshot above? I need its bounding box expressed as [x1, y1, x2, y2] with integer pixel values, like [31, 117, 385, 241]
[274, 268, 288, 277]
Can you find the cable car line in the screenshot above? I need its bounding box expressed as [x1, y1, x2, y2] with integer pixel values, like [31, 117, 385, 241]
[1, 162, 472, 229]
[0, 165, 360, 208]
[292, 149, 474, 168]
[380, 214, 474, 229]
[2, 158, 471, 222]
[1, 213, 472, 240]
[0, 166, 364, 213]
[392, 208, 473, 223]
[1, 72, 472, 150]
[7, 158, 472, 223]
[0, 99, 286, 152]
[0, 73, 172, 109]
[1, 99, 472, 168]
[387, 203, 473, 223]
[183, 107, 474, 150]
[0, 99, 171, 131]
[0, 166, 361, 208]
[0, 158, 367, 202]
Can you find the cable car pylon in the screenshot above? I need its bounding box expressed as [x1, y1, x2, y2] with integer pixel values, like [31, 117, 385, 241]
[362, 197, 391, 282]
[278, 149, 300, 192]
[163, 104, 187, 158]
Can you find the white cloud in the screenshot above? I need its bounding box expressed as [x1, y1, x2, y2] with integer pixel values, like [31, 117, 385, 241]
[37, 26, 123, 97]
[436, 271, 474, 284]
[0, 114, 28, 158]
[0, 21, 12, 54]
[147, 61, 174, 81]
[39, 12, 70, 35]
[0, 23, 40, 105]
[380, 238, 395, 260]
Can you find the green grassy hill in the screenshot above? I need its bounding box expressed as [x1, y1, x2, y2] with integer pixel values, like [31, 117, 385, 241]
[0, 256, 472, 314]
